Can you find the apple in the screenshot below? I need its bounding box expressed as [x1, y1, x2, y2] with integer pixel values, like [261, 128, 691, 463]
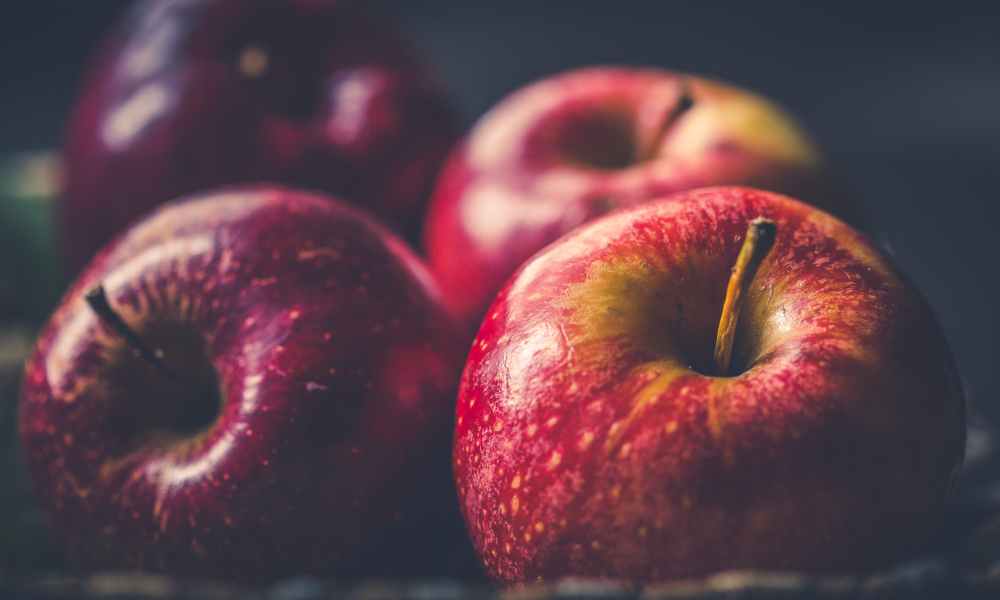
[61, 0, 459, 274]
[19, 186, 465, 580]
[454, 186, 964, 583]
[425, 67, 849, 331]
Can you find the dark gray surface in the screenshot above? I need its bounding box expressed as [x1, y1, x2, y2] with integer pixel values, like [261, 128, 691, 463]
[3, 566, 1000, 599]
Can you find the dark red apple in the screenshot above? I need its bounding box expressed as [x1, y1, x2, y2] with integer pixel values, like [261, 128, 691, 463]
[20, 186, 464, 580]
[425, 67, 845, 331]
[61, 0, 458, 273]
[454, 187, 964, 583]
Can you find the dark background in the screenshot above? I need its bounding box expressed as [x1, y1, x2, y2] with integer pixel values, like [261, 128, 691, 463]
[1, 0, 998, 426]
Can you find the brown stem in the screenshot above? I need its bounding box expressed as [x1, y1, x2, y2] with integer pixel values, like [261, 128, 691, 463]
[638, 80, 695, 162]
[85, 285, 184, 384]
[239, 45, 270, 78]
[713, 218, 777, 375]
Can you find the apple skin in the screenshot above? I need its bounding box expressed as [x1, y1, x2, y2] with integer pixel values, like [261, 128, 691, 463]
[20, 186, 465, 580]
[454, 187, 964, 584]
[61, 0, 458, 273]
[425, 67, 844, 331]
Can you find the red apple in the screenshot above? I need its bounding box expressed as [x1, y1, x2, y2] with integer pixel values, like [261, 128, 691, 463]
[454, 186, 964, 583]
[61, 0, 459, 273]
[20, 186, 465, 580]
[425, 67, 845, 331]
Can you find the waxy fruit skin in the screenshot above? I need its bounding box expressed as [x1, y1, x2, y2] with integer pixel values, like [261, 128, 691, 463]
[425, 67, 843, 331]
[455, 187, 963, 584]
[21, 187, 464, 580]
[62, 0, 458, 272]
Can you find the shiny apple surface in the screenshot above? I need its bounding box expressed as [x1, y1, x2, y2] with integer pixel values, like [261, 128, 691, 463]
[425, 67, 840, 331]
[454, 187, 963, 583]
[62, 0, 458, 272]
[21, 186, 464, 580]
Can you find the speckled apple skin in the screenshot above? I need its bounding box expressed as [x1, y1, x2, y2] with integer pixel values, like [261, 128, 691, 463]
[62, 0, 458, 273]
[425, 67, 843, 331]
[20, 187, 465, 580]
[454, 187, 964, 584]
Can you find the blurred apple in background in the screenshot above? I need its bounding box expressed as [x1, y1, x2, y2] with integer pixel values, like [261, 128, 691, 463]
[454, 187, 963, 583]
[425, 67, 847, 331]
[61, 0, 459, 274]
[21, 186, 466, 580]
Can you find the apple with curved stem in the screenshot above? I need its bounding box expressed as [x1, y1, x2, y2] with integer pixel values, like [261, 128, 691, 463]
[20, 186, 465, 580]
[61, 0, 459, 273]
[425, 67, 847, 332]
[453, 186, 963, 584]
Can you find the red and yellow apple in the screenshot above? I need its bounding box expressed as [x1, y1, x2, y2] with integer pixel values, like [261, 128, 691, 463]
[454, 187, 963, 583]
[425, 67, 844, 330]
[20, 186, 465, 580]
[61, 0, 458, 273]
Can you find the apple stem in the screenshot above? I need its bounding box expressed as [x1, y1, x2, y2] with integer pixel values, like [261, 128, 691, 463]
[713, 218, 777, 376]
[239, 45, 270, 79]
[639, 81, 695, 162]
[84, 284, 184, 384]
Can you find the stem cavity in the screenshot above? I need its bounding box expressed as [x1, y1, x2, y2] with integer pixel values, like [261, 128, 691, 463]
[639, 80, 695, 162]
[713, 218, 777, 376]
[85, 284, 183, 384]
